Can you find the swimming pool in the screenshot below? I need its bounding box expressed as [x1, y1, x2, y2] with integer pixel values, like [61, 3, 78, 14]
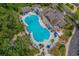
[24, 14, 50, 42]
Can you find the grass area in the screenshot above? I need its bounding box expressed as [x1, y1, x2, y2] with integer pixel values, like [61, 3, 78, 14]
[65, 3, 74, 12]
[0, 7, 18, 39]
[15, 19, 23, 33]
[0, 35, 39, 56]
[49, 42, 66, 56]
[58, 44, 66, 56]
[73, 7, 79, 22]
[57, 3, 64, 12]
[61, 24, 74, 43]
[9, 35, 39, 56]
[66, 3, 74, 10]
[0, 4, 40, 56]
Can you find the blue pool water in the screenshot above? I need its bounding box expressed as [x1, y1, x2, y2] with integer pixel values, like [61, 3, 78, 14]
[24, 14, 50, 42]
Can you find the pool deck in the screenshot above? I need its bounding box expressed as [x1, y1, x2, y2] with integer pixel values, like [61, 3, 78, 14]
[20, 11, 63, 55]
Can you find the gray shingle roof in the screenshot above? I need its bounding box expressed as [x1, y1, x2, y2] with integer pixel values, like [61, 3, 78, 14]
[44, 8, 65, 27]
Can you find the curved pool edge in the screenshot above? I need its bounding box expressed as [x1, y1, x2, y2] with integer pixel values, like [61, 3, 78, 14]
[21, 12, 51, 43]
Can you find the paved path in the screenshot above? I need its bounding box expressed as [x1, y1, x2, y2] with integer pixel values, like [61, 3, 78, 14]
[12, 32, 25, 41]
[68, 28, 79, 56]
[65, 27, 76, 56]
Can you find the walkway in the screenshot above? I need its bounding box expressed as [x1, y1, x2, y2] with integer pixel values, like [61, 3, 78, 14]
[12, 32, 25, 41]
[65, 26, 76, 56]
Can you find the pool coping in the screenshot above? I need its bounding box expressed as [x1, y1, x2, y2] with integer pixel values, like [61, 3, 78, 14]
[21, 12, 53, 48]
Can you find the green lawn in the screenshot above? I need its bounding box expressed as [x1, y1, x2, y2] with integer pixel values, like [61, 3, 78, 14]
[65, 3, 74, 11]
[61, 24, 74, 43]
[49, 42, 66, 56]
[73, 7, 79, 21]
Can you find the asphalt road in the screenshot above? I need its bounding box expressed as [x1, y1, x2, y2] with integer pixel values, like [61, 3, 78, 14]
[68, 28, 79, 56]
[63, 4, 79, 56]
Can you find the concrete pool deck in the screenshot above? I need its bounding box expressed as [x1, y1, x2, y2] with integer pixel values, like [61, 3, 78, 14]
[22, 12, 52, 44]
[21, 12, 60, 43]
[20, 11, 63, 55]
[21, 12, 54, 47]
